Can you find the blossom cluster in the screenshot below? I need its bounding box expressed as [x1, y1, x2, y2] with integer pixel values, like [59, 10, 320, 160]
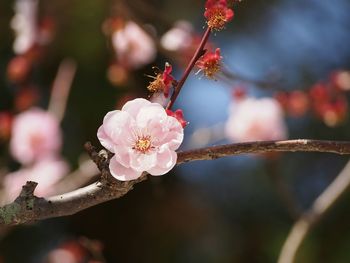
[96, 0, 238, 181]
[2, 108, 68, 203]
[275, 70, 350, 127]
[104, 0, 238, 86]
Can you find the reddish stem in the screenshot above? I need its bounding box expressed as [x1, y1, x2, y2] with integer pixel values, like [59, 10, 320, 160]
[166, 26, 211, 110]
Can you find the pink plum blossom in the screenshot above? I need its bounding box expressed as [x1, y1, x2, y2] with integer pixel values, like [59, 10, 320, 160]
[160, 21, 193, 52]
[225, 97, 288, 142]
[112, 21, 156, 69]
[46, 248, 77, 263]
[2, 158, 69, 203]
[10, 108, 62, 164]
[11, 0, 38, 54]
[97, 98, 184, 181]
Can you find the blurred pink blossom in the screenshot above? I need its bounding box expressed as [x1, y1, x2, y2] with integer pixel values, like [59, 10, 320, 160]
[11, 0, 38, 54]
[2, 158, 69, 203]
[46, 248, 77, 263]
[225, 97, 288, 142]
[112, 21, 156, 69]
[45, 238, 103, 263]
[97, 98, 184, 181]
[10, 108, 62, 164]
[333, 70, 350, 91]
[160, 21, 193, 52]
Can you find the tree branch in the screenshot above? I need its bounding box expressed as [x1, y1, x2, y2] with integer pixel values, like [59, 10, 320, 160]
[177, 139, 350, 164]
[166, 26, 211, 110]
[0, 143, 147, 225]
[48, 59, 77, 122]
[1, 139, 350, 226]
[277, 159, 350, 263]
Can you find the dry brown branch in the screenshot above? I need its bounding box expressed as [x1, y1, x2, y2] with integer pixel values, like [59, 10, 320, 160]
[0, 144, 147, 226]
[177, 139, 350, 164]
[0, 139, 350, 226]
[277, 159, 350, 263]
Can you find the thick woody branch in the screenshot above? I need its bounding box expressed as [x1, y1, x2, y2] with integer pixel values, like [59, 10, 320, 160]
[0, 143, 146, 226]
[1, 139, 350, 226]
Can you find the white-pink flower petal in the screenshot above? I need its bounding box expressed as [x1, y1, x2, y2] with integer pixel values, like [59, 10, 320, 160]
[109, 157, 142, 181]
[130, 152, 157, 172]
[97, 98, 184, 181]
[98, 110, 135, 150]
[147, 145, 177, 176]
[136, 104, 167, 129]
[156, 117, 185, 150]
[122, 98, 152, 119]
[113, 145, 131, 168]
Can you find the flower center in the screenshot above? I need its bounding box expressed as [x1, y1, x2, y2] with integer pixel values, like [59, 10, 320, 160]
[147, 74, 166, 93]
[203, 59, 220, 78]
[133, 135, 152, 154]
[207, 8, 227, 30]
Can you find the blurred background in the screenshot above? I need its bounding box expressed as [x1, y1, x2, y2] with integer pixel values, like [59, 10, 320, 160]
[1, 0, 350, 262]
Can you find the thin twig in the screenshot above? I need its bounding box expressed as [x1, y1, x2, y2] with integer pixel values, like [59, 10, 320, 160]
[166, 26, 211, 110]
[48, 59, 77, 122]
[277, 160, 350, 263]
[0, 139, 350, 226]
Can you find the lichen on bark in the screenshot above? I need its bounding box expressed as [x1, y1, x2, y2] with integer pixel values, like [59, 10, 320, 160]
[0, 203, 21, 225]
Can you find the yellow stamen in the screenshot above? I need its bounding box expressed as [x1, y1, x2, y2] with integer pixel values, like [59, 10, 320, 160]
[147, 74, 166, 93]
[133, 136, 152, 153]
[207, 10, 227, 30]
[204, 60, 220, 79]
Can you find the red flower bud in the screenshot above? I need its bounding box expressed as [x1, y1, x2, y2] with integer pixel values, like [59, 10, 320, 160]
[166, 109, 188, 128]
[7, 56, 31, 83]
